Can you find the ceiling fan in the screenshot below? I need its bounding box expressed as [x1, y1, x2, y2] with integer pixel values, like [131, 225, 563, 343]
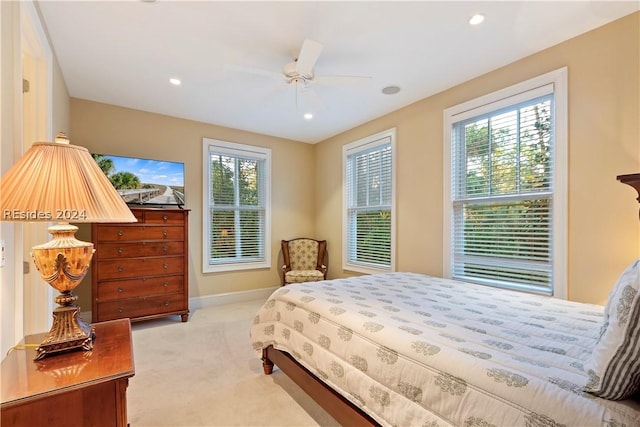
[227, 39, 371, 110]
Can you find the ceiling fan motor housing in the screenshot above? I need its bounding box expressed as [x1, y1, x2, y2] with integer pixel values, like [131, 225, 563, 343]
[283, 62, 313, 83]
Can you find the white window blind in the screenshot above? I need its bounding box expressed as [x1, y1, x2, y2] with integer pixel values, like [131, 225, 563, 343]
[344, 130, 395, 272]
[202, 139, 271, 272]
[451, 93, 556, 294]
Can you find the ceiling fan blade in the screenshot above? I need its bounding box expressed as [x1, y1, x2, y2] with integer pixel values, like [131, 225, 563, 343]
[291, 80, 326, 112]
[295, 39, 323, 76]
[223, 64, 283, 81]
[302, 86, 327, 112]
[314, 75, 372, 86]
[248, 81, 289, 110]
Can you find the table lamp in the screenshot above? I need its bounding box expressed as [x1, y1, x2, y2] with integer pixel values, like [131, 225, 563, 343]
[0, 132, 137, 360]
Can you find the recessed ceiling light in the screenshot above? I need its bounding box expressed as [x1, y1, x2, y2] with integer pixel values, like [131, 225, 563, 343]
[469, 14, 485, 25]
[169, 78, 181, 86]
[382, 86, 401, 95]
[304, 113, 313, 120]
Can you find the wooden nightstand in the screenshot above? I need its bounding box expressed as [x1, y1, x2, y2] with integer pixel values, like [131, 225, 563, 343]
[1, 318, 135, 427]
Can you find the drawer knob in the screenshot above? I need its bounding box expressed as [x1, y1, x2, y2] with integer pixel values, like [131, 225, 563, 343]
[162, 246, 169, 252]
[117, 230, 124, 236]
[118, 247, 124, 254]
[162, 215, 168, 222]
[163, 281, 169, 288]
[117, 266, 124, 272]
[163, 263, 169, 269]
[118, 287, 124, 293]
[162, 230, 168, 237]
[164, 301, 170, 307]
[118, 307, 125, 313]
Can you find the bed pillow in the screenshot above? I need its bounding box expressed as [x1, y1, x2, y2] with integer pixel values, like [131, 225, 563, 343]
[584, 258, 640, 400]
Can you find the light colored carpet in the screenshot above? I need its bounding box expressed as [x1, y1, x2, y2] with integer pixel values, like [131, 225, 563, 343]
[127, 298, 340, 427]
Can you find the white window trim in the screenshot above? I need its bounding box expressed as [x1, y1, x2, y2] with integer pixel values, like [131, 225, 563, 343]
[443, 67, 568, 299]
[342, 128, 397, 275]
[202, 138, 271, 273]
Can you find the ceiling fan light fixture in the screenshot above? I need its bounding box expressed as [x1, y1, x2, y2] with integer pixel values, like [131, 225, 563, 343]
[284, 62, 313, 82]
[304, 113, 313, 120]
[169, 78, 181, 86]
[382, 85, 401, 95]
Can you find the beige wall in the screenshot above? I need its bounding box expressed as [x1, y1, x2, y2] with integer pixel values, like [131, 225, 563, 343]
[315, 12, 640, 304]
[71, 100, 317, 307]
[52, 57, 70, 136]
[72, 13, 639, 307]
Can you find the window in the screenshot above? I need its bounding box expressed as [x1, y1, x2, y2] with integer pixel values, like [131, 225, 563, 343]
[202, 139, 271, 273]
[444, 68, 567, 297]
[343, 129, 396, 273]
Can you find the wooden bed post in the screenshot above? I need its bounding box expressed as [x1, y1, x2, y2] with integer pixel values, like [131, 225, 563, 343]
[261, 348, 274, 375]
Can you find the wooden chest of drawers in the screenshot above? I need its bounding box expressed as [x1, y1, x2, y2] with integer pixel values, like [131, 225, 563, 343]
[91, 208, 189, 323]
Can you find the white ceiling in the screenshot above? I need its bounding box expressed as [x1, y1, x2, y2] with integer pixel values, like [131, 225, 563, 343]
[37, 1, 639, 144]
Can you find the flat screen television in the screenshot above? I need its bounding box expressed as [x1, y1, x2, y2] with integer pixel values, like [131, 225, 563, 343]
[92, 153, 185, 207]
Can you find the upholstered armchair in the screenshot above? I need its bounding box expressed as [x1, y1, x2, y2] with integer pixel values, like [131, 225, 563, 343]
[281, 238, 327, 285]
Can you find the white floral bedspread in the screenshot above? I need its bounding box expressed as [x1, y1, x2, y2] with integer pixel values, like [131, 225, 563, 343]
[250, 272, 640, 426]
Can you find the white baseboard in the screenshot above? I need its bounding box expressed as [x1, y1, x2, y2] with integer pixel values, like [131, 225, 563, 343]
[189, 286, 279, 310]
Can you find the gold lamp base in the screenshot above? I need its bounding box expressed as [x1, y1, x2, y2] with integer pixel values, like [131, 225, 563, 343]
[31, 223, 96, 361]
[34, 303, 95, 360]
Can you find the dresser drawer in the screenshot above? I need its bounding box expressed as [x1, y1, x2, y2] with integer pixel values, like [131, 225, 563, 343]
[144, 210, 186, 224]
[96, 275, 184, 301]
[96, 225, 184, 242]
[96, 293, 186, 322]
[96, 241, 184, 259]
[97, 256, 184, 280]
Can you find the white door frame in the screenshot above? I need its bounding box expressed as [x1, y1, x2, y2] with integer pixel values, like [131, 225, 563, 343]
[19, 1, 53, 335]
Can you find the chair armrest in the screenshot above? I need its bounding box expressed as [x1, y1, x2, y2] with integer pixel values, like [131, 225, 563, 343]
[319, 264, 328, 278]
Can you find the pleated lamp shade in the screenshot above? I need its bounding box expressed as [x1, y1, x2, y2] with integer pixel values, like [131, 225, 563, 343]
[1, 134, 136, 223]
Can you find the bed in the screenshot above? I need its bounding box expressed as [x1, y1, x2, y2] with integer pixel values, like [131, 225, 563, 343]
[251, 268, 640, 426]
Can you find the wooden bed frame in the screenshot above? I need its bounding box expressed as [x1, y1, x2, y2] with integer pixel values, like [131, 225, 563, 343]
[259, 174, 640, 427]
[261, 345, 380, 427]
